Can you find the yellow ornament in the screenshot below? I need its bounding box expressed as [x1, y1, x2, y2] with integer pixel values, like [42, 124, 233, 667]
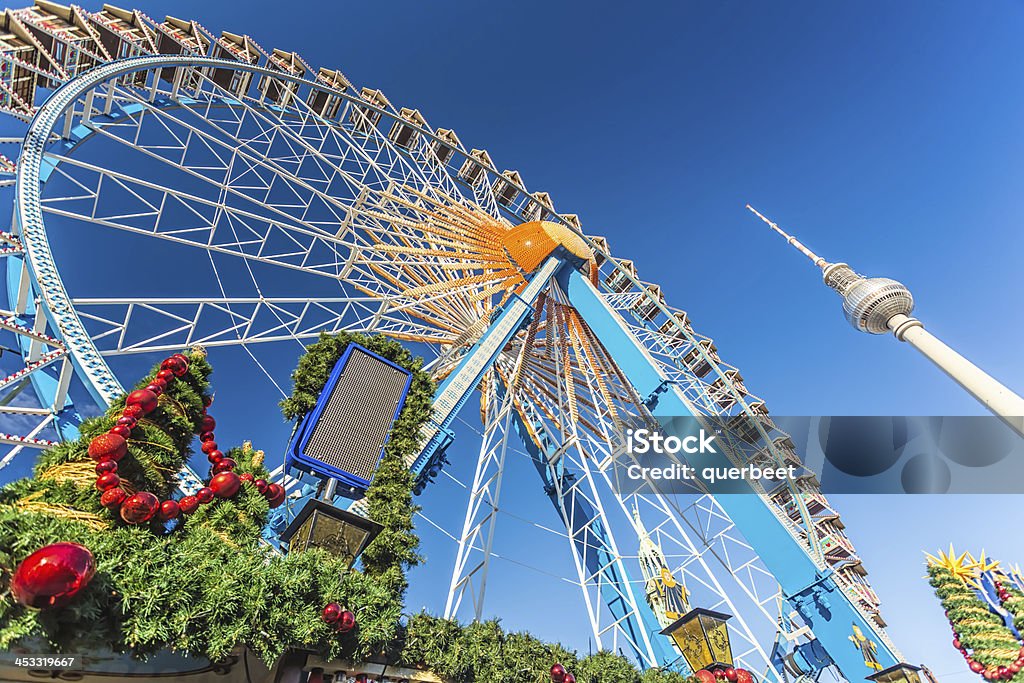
[925, 544, 981, 587]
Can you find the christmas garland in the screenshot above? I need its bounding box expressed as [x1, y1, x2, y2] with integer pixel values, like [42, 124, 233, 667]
[927, 548, 1024, 682]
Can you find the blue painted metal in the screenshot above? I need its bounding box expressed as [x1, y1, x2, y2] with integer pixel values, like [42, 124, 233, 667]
[285, 343, 412, 491]
[561, 267, 898, 681]
[408, 256, 564, 486]
[507, 397, 683, 670]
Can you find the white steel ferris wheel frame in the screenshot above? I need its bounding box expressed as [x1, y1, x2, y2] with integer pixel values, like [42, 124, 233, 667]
[2, 52, 898, 679]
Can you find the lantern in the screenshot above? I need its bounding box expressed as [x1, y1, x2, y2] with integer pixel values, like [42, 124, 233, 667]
[866, 663, 924, 683]
[661, 608, 734, 672]
[280, 498, 382, 567]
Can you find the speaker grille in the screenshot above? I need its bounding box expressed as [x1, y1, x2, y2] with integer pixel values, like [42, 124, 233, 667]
[301, 347, 410, 484]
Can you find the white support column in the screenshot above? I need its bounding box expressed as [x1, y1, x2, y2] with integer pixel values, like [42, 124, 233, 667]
[889, 314, 1024, 437]
[444, 368, 516, 620]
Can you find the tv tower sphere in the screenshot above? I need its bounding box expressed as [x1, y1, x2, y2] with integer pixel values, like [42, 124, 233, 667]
[747, 205, 1024, 437]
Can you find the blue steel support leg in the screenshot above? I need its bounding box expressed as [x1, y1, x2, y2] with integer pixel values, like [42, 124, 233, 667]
[508, 397, 681, 670]
[561, 268, 898, 681]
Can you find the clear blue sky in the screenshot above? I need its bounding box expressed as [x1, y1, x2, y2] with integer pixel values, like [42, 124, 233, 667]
[1, 0, 1022, 679]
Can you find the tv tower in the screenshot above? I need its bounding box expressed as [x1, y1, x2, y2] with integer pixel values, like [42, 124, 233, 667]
[747, 205, 1024, 438]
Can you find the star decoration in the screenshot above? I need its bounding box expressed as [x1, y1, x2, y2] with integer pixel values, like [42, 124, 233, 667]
[968, 549, 1002, 576]
[926, 544, 980, 586]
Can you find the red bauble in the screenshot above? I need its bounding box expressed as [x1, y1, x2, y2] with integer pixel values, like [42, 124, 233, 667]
[335, 610, 356, 633]
[265, 483, 285, 508]
[254, 479, 268, 494]
[10, 542, 95, 609]
[126, 389, 159, 415]
[725, 668, 738, 682]
[146, 380, 165, 396]
[158, 500, 180, 521]
[735, 669, 754, 683]
[971, 661, 985, 674]
[1009, 664, 1021, 675]
[563, 674, 576, 683]
[100, 487, 127, 509]
[212, 458, 236, 474]
[322, 602, 342, 624]
[88, 433, 127, 462]
[202, 394, 213, 407]
[95, 460, 118, 475]
[196, 487, 215, 504]
[998, 667, 1010, 680]
[109, 424, 132, 439]
[210, 472, 241, 499]
[240, 473, 254, 485]
[715, 671, 727, 680]
[170, 353, 190, 374]
[122, 404, 144, 419]
[199, 414, 216, 433]
[199, 430, 216, 442]
[694, 670, 717, 683]
[156, 369, 175, 382]
[207, 450, 224, 464]
[178, 495, 199, 514]
[550, 664, 567, 682]
[120, 491, 160, 524]
[954, 638, 961, 650]
[161, 356, 189, 377]
[201, 440, 219, 455]
[115, 415, 137, 429]
[96, 473, 121, 491]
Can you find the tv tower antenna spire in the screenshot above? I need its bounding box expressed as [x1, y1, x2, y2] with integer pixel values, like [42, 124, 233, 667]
[746, 205, 1024, 437]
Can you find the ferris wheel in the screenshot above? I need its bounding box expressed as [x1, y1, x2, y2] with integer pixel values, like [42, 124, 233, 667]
[0, 3, 904, 681]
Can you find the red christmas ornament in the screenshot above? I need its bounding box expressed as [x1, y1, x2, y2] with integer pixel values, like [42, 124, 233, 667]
[725, 668, 738, 682]
[95, 473, 121, 491]
[563, 674, 576, 683]
[156, 369, 175, 382]
[971, 662, 985, 674]
[201, 440, 219, 455]
[122, 404, 144, 419]
[210, 472, 241, 499]
[145, 381, 165, 396]
[95, 460, 118, 475]
[335, 609, 356, 633]
[212, 458, 236, 474]
[10, 542, 95, 609]
[126, 389, 158, 415]
[265, 483, 285, 508]
[202, 394, 213, 407]
[115, 415, 137, 429]
[158, 500, 180, 521]
[254, 479, 268, 494]
[120, 491, 160, 524]
[196, 487, 215, 504]
[88, 433, 127, 462]
[170, 353, 190, 373]
[199, 414, 216, 433]
[109, 424, 132, 439]
[694, 671, 717, 683]
[100, 487, 127, 509]
[954, 638, 961, 650]
[550, 664, 567, 682]
[207, 450, 224, 464]
[178, 495, 199, 514]
[240, 473, 254, 485]
[199, 430, 216, 442]
[322, 602, 342, 624]
[735, 670, 754, 683]
[160, 356, 187, 377]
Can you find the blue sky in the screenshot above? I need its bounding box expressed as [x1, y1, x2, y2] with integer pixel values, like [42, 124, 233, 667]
[1, 0, 1022, 679]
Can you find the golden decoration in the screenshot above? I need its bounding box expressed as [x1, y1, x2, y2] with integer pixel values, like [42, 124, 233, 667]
[925, 544, 980, 586]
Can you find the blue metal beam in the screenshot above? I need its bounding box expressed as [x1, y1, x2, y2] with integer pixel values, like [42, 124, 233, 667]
[561, 268, 898, 681]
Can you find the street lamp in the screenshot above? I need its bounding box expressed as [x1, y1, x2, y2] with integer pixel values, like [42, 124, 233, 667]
[280, 498, 383, 568]
[867, 663, 924, 683]
[661, 608, 734, 672]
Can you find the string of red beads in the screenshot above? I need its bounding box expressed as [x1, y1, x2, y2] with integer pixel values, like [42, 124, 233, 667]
[87, 353, 286, 525]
